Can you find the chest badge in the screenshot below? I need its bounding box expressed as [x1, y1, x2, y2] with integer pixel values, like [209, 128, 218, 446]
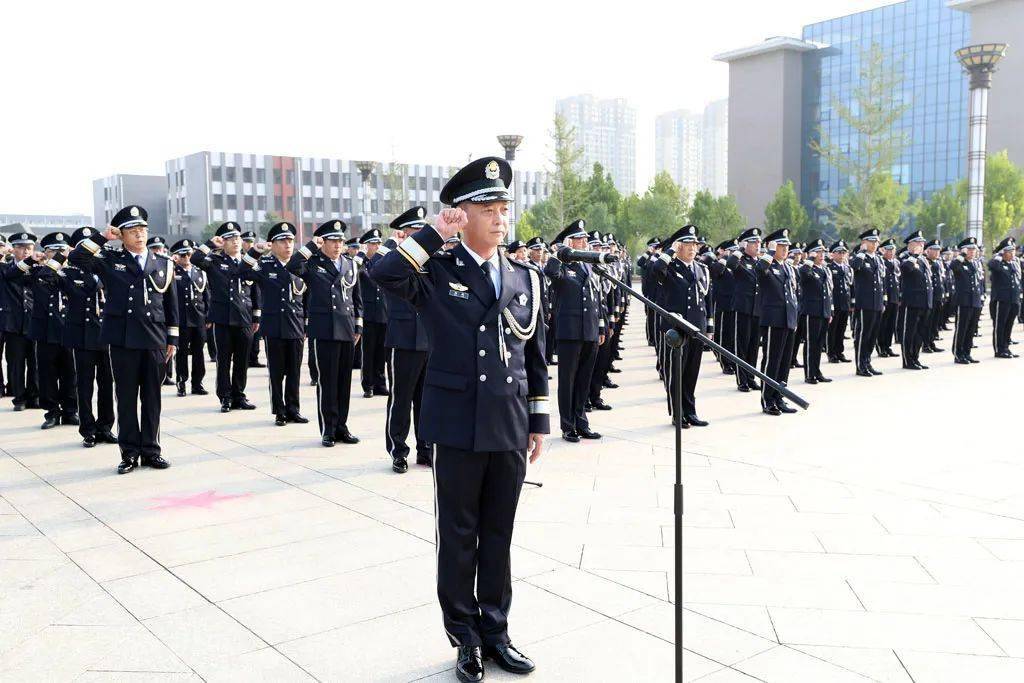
[517, 293, 528, 306]
[114, 263, 126, 272]
[449, 281, 468, 292]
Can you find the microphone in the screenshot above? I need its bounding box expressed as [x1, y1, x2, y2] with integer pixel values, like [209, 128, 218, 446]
[556, 246, 619, 265]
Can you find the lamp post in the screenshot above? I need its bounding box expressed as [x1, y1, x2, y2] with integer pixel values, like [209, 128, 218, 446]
[497, 135, 523, 240]
[355, 161, 376, 237]
[936, 222, 946, 243]
[955, 43, 1008, 245]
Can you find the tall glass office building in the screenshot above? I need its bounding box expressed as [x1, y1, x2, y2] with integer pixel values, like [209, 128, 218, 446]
[800, 0, 971, 223]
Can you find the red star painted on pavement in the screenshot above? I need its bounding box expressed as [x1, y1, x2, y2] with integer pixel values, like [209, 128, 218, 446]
[148, 490, 251, 510]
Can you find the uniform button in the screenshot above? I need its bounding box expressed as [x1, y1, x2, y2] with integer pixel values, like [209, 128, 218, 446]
[504, 327, 511, 334]
[583, 308, 588, 311]
[479, 325, 486, 332]
[479, 349, 486, 357]
[128, 297, 133, 301]
[505, 376, 513, 384]
[146, 312, 151, 317]
[128, 309, 132, 313]
[479, 374, 487, 382]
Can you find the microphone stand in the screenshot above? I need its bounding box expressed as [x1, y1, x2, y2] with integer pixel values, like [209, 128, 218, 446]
[592, 262, 809, 683]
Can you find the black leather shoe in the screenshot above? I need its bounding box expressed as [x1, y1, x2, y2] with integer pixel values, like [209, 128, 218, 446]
[904, 363, 921, 370]
[968, 357, 980, 364]
[456, 646, 485, 682]
[483, 642, 535, 674]
[762, 405, 782, 416]
[41, 416, 59, 430]
[141, 455, 170, 469]
[737, 384, 751, 393]
[97, 431, 118, 444]
[602, 379, 619, 389]
[577, 427, 602, 439]
[591, 399, 613, 411]
[191, 386, 209, 395]
[416, 452, 433, 466]
[856, 368, 872, 377]
[392, 456, 408, 474]
[13, 404, 24, 412]
[685, 415, 709, 427]
[363, 390, 373, 398]
[748, 380, 762, 390]
[162, 377, 175, 386]
[321, 435, 335, 447]
[791, 361, 804, 368]
[777, 401, 797, 414]
[83, 435, 96, 448]
[248, 361, 265, 368]
[310, 379, 318, 387]
[220, 401, 231, 413]
[954, 356, 970, 365]
[914, 362, 929, 370]
[287, 413, 310, 424]
[837, 355, 852, 363]
[609, 367, 622, 373]
[804, 377, 818, 385]
[26, 400, 40, 409]
[562, 431, 580, 443]
[373, 387, 390, 397]
[336, 429, 360, 445]
[815, 375, 832, 383]
[584, 402, 593, 412]
[177, 382, 187, 397]
[723, 366, 736, 375]
[868, 366, 883, 376]
[275, 415, 287, 426]
[996, 351, 1014, 359]
[61, 414, 80, 426]
[232, 398, 256, 410]
[117, 457, 138, 475]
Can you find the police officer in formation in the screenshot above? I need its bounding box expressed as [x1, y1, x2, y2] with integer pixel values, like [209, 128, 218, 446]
[373, 156, 546, 680]
[59, 227, 115, 447]
[371, 208, 435, 473]
[797, 238, 834, 384]
[726, 228, 764, 392]
[1, 233, 40, 411]
[897, 231, 932, 370]
[192, 222, 260, 412]
[241, 230, 266, 369]
[710, 239, 738, 375]
[357, 227, 389, 398]
[950, 236, 984, 364]
[545, 219, 605, 442]
[755, 229, 799, 415]
[850, 228, 886, 377]
[67, 205, 177, 474]
[922, 239, 946, 353]
[826, 241, 853, 363]
[240, 222, 309, 426]
[288, 220, 362, 447]
[170, 239, 209, 396]
[989, 237, 1022, 358]
[876, 238, 901, 357]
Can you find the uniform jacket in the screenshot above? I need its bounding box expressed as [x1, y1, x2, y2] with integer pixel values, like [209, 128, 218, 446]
[798, 262, 833, 319]
[950, 256, 983, 308]
[927, 258, 945, 307]
[241, 250, 307, 340]
[650, 254, 712, 332]
[66, 237, 179, 350]
[372, 227, 550, 452]
[357, 252, 388, 324]
[756, 257, 799, 330]
[20, 261, 65, 344]
[827, 261, 853, 311]
[173, 264, 209, 329]
[544, 256, 606, 342]
[882, 257, 901, 306]
[726, 252, 761, 316]
[0, 258, 35, 335]
[850, 251, 886, 311]
[988, 257, 1022, 303]
[57, 264, 105, 351]
[286, 242, 362, 342]
[190, 245, 260, 327]
[899, 254, 933, 310]
[368, 241, 430, 351]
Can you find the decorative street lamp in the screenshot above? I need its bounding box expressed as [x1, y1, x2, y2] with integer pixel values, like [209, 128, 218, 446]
[497, 135, 523, 241]
[355, 160, 376, 236]
[955, 43, 1008, 244]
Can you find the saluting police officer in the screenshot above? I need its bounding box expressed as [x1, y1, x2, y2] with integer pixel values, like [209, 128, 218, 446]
[373, 156, 547, 681]
[798, 238, 834, 384]
[287, 220, 362, 447]
[59, 227, 115, 447]
[239, 222, 309, 426]
[170, 240, 209, 396]
[989, 237, 1022, 358]
[726, 227, 763, 392]
[950, 236, 984, 364]
[650, 225, 713, 427]
[370, 207, 435, 473]
[826, 241, 853, 363]
[525, 236, 551, 349]
[756, 228, 799, 415]
[241, 230, 266, 369]
[26, 232, 78, 429]
[67, 205, 177, 474]
[357, 227, 390, 398]
[191, 222, 261, 412]
[922, 240, 945, 353]
[899, 231, 932, 370]
[148, 236, 176, 385]
[850, 228, 886, 377]
[710, 239, 738, 375]
[0, 233, 40, 411]
[545, 219, 605, 442]
[876, 238, 901, 357]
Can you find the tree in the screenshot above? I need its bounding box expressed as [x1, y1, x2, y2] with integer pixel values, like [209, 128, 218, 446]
[201, 222, 218, 241]
[548, 113, 586, 230]
[764, 180, 810, 238]
[916, 185, 964, 241]
[258, 212, 284, 237]
[957, 151, 1024, 251]
[617, 171, 688, 247]
[810, 44, 914, 240]
[383, 161, 409, 218]
[690, 190, 745, 246]
[582, 162, 621, 238]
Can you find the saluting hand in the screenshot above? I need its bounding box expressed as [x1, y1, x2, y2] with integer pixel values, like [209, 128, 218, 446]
[103, 227, 121, 241]
[313, 236, 325, 248]
[210, 236, 225, 249]
[31, 252, 48, 263]
[435, 207, 468, 240]
[392, 229, 407, 240]
[254, 241, 270, 253]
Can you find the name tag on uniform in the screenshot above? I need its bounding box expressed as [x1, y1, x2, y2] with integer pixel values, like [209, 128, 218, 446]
[114, 263, 126, 271]
[174, 275, 182, 281]
[744, 264, 752, 269]
[316, 266, 327, 273]
[268, 272, 278, 279]
[219, 263, 229, 270]
[566, 270, 577, 277]
[448, 289, 469, 299]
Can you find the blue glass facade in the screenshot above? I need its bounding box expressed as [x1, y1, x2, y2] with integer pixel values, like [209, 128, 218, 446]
[800, 0, 970, 225]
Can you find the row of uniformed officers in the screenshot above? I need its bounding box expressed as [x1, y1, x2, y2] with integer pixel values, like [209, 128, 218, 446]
[637, 225, 1023, 420]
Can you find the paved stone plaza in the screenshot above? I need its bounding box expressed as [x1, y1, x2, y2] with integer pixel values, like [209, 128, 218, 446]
[2, 318, 1024, 682]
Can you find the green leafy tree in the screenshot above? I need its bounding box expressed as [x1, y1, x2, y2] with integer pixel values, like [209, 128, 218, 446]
[690, 190, 745, 246]
[548, 113, 586, 230]
[201, 222, 218, 241]
[764, 180, 811, 238]
[810, 44, 914, 240]
[258, 212, 284, 237]
[957, 151, 1024, 250]
[916, 185, 964, 241]
[618, 171, 687, 247]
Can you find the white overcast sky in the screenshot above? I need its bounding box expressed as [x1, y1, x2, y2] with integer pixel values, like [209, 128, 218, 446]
[5, 0, 889, 216]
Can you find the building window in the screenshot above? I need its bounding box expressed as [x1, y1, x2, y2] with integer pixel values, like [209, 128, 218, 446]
[273, 169, 281, 185]
[331, 197, 340, 212]
[315, 198, 325, 213]
[227, 196, 237, 210]
[211, 166, 222, 182]
[343, 199, 352, 213]
[256, 168, 265, 183]
[432, 177, 440, 191]
[302, 170, 312, 185]
[243, 167, 253, 183]
[257, 196, 266, 210]
[330, 172, 339, 186]
[314, 171, 323, 186]
[244, 196, 254, 210]
[214, 195, 224, 210]
[225, 167, 236, 182]
[302, 197, 312, 211]
[419, 176, 427, 190]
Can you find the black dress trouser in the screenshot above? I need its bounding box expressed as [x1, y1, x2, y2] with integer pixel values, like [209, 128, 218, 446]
[556, 339, 599, 434]
[4, 333, 37, 406]
[852, 308, 881, 371]
[992, 300, 1020, 355]
[265, 337, 303, 418]
[385, 348, 431, 460]
[760, 326, 794, 409]
[900, 306, 926, 368]
[36, 340, 77, 419]
[309, 338, 354, 438]
[878, 302, 899, 352]
[802, 316, 828, 381]
[175, 326, 206, 389]
[214, 323, 252, 402]
[73, 348, 114, 439]
[664, 337, 703, 419]
[827, 309, 850, 359]
[360, 321, 388, 392]
[110, 347, 165, 461]
[433, 445, 526, 648]
[734, 312, 760, 387]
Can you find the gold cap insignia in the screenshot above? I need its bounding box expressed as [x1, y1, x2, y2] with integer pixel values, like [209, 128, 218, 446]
[485, 160, 500, 180]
